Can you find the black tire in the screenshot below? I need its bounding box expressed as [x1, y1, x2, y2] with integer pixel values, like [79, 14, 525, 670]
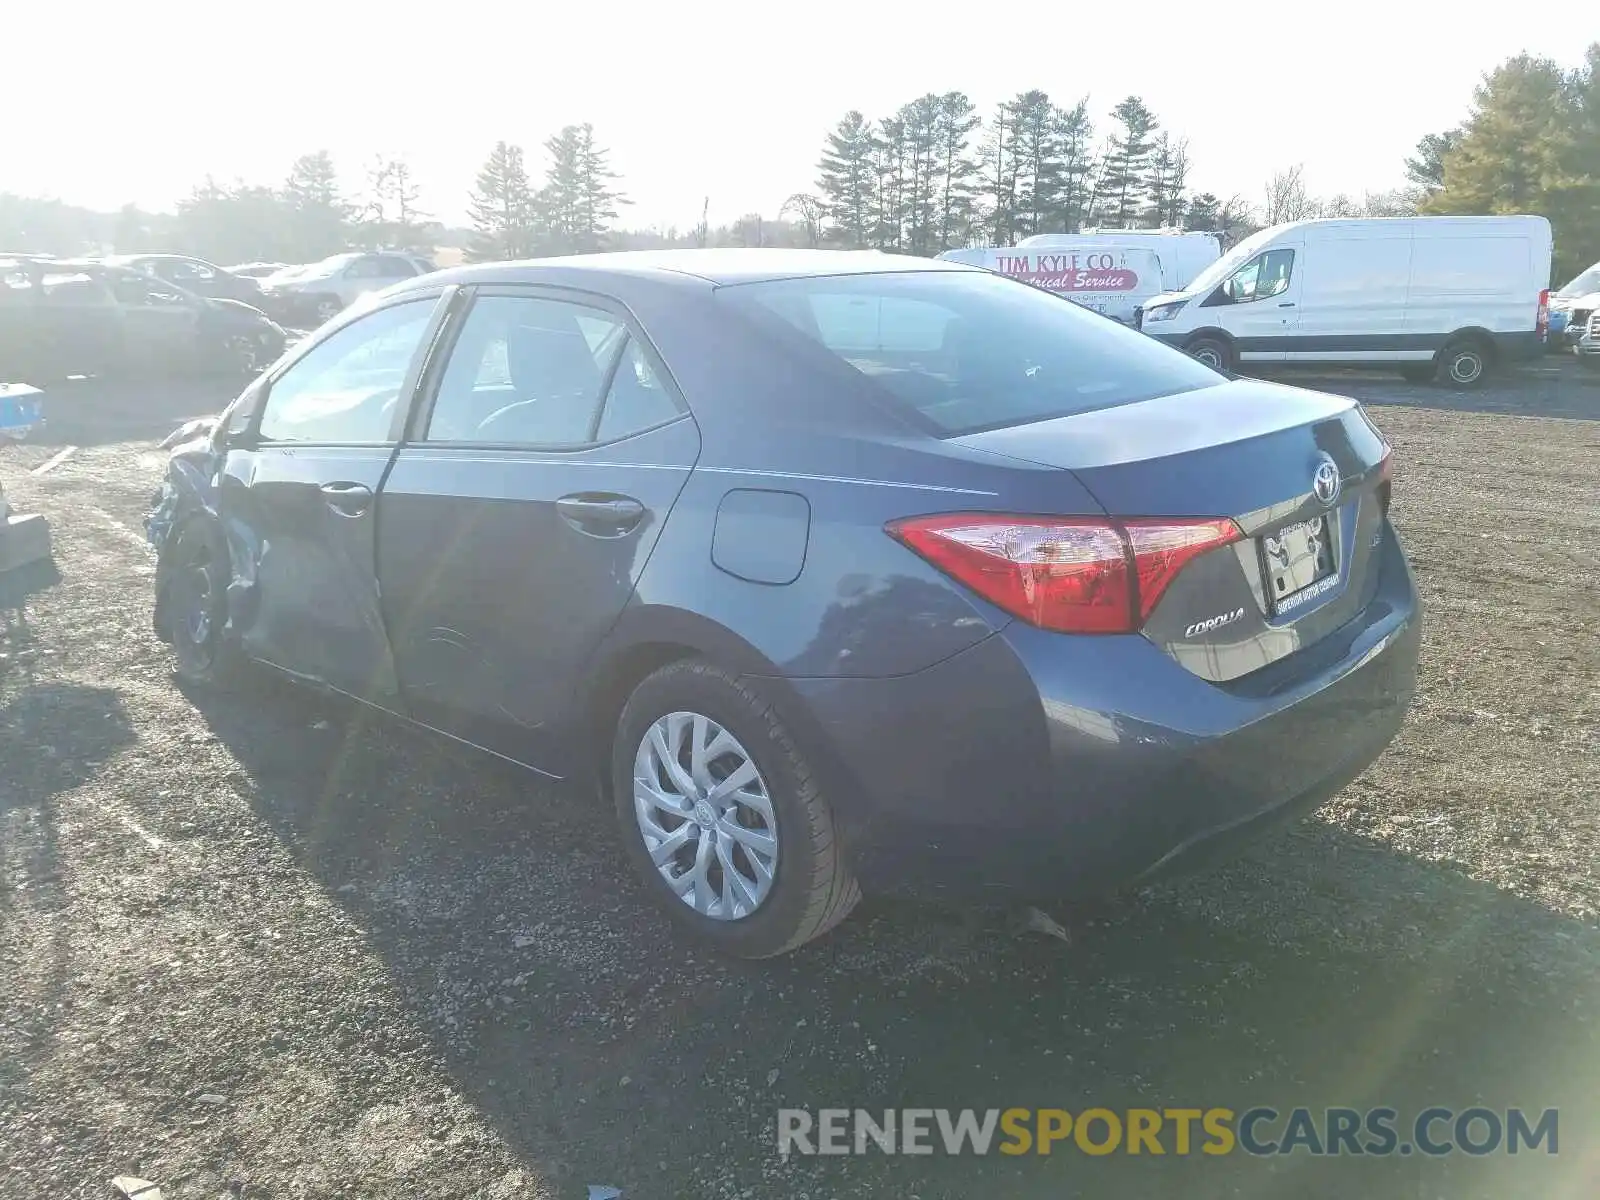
[161, 518, 251, 689]
[1399, 364, 1434, 384]
[611, 659, 860, 958]
[1185, 335, 1233, 373]
[1436, 338, 1493, 389]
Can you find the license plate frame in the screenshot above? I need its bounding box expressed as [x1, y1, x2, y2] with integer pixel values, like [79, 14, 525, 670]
[1260, 515, 1337, 614]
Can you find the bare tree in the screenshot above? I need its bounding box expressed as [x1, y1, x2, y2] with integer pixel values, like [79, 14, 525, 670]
[779, 193, 826, 247]
[1262, 165, 1319, 225]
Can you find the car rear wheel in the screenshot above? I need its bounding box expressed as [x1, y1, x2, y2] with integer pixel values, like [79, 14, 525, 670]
[612, 660, 860, 958]
[313, 296, 343, 323]
[1437, 338, 1492, 389]
[163, 519, 250, 689]
[1185, 335, 1233, 372]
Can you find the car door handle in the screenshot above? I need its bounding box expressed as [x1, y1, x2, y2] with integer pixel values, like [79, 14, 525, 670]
[556, 493, 645, 536]
[1278, 302, 1296, 308]
[320, 481, 373, 516]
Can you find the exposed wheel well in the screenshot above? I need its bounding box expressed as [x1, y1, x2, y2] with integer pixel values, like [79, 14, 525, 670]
[1442, 327, 1498, 359]
[1184, 327, 1235, 350]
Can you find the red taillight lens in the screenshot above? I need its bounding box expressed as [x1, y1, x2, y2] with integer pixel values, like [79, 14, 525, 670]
[1376, 448, 1394, 517]
[886, 513, 1241, 634]
[1537, 288, 1550, 338]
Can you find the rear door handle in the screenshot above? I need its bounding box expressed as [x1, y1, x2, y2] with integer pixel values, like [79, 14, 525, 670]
[320, 481, 373, 516]
[556, 493, 645, 536]
[1278, 302, 1296, 308]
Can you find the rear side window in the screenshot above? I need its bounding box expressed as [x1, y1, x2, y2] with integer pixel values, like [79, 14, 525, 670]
[718, 269, 1222, 435]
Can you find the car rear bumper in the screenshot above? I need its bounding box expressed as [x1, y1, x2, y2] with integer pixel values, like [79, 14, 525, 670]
[784, 525, 1421, 902]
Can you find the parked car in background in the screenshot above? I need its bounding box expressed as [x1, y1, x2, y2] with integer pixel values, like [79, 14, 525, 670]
[102, 253, 266, 305]
[938, 245, 1168, 325]
[1138, 215, 1552, 388]
[1577, 311, 1600, 366]
[255, 252, 438, 326]
[1547, 260, 1599, 349]
[228, 261, 293, 279]
[0, 256, 286, 383]
[1015, 230, 1222, 290]
[146, 248, 1419, 959]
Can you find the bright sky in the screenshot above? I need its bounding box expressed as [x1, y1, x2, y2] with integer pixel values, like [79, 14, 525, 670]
[4, 2, 1592, 232]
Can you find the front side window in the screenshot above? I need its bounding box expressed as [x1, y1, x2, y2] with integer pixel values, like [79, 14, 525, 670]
[1223, 248, 1296, 303]
[424, 294, 626, 446]
[257, 299, 436, 443]
[719, 269, 1222, 436]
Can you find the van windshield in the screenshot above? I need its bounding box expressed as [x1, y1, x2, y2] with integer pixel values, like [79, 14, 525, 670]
[717, 269, 1224, 436]
[1182, 228, 1278, 296]
[1556, 264, 1600, 297]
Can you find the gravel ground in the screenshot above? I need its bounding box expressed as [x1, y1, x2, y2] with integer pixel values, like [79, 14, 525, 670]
[1, 364, 1596, 1199]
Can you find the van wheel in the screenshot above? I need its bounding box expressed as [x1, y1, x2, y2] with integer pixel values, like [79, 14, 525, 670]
[1437, 339, 1493, 389]
[1185, 336, 1233, 372]
[1399, 364, 1434, 384]
[612, 660, 860, 958]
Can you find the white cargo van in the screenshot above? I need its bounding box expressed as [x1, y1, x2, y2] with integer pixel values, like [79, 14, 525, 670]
[1138, 216, 1552, 388]
[1016, 230, 1222, 289]
[936, 245, 1167, 325]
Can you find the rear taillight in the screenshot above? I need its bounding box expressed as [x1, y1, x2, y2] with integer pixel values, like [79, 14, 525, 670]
[1537, 289, 1550, 339]
[886, 514, 1241, 635]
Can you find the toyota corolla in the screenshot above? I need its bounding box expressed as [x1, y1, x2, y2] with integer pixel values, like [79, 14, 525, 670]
[146, 249, 1421, 958]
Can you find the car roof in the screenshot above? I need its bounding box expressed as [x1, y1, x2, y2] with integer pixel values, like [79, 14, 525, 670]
[418, 248, 979, 291]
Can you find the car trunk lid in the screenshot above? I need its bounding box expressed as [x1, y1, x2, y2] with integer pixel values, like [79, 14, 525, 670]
[949, 378, 1393, 682]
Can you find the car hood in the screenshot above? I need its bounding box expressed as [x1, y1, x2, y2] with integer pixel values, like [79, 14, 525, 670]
[1551, 290, 1600, 311]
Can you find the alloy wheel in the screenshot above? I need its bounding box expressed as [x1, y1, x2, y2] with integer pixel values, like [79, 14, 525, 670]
[632, 711, 779, 920]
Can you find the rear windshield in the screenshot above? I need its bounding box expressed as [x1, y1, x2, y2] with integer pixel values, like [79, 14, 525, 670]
[717, 269, 1222, 436]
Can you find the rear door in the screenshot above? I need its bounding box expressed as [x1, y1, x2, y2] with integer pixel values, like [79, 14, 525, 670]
[221, 293, 447, 699]
[109, 274, 203, 373]
[375, 285, 698, 768]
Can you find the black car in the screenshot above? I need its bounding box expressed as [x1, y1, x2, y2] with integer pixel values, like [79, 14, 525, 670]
[0, 257, 287, 383]
[103, 253, 266, 305]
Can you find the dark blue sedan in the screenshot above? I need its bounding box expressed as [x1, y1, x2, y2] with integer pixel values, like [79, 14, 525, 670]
[147, 249, 1421, 958]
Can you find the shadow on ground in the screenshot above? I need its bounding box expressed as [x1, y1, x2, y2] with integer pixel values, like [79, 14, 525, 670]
[183, 679, 1598, 1200]
[1263, 359, 1600, 421]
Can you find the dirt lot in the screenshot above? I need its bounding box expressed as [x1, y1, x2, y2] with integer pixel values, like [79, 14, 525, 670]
[1, 365, 1596, 1199]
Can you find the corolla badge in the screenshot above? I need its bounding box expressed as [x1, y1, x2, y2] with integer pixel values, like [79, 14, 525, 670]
[1312, 456, 1341, 507]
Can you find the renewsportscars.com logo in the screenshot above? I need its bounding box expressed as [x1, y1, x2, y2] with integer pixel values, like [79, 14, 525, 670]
[776, 1107, 1559, 1158]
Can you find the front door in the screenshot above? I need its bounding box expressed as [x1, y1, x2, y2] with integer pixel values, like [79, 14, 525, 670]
[375, 286, 698, 769]
[221, 293, 445, 701]
[1201, 244, 1302, 363]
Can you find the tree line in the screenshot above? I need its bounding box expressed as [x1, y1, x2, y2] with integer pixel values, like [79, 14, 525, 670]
[2, 41, 1595, 277]
[0, 123, 629, 267]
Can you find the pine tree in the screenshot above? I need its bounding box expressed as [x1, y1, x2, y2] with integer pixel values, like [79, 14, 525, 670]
[1404, 130, 1462, 198]
[1055, 98, 1095, 233]
[1095, 96, 1160, 227]
[1183, 192, 1222, 232]
[816, 112, 878, 248]
[932, 92, 982, 249]
[979, 99, 1022, 245]
[1010, 90, 1064, 239]
[540, 124, 626, 254]
[466, 141, 541, 262]
[280, 151, 349, 260]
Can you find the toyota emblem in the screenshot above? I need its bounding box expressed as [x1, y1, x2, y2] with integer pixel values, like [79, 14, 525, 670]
[1312, 457, 1341, 507]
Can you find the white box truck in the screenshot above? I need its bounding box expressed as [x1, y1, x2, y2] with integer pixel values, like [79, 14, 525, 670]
[1015, 229, 1222, 290]
[936, 245, 1167, 325]
[1137, 216, 1552, 388]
